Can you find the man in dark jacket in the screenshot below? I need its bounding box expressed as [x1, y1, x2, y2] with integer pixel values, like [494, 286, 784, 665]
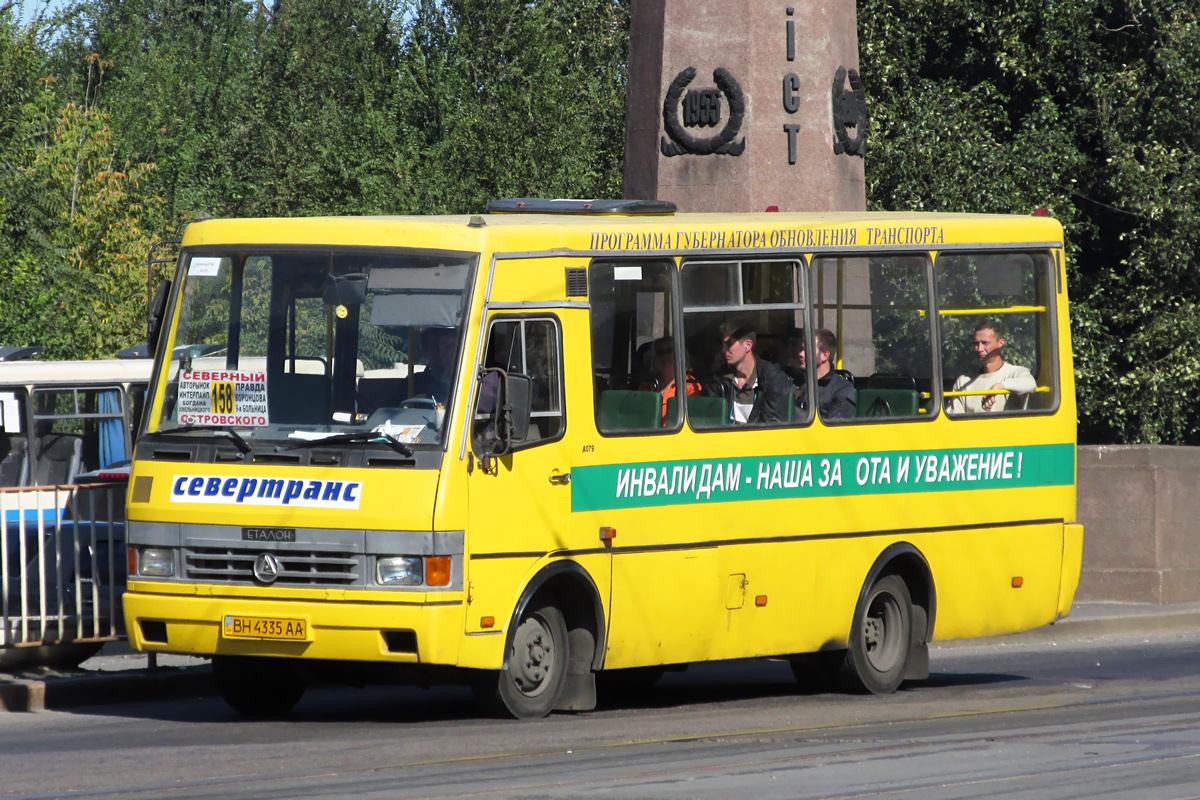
[790, 327, 856, 419]
[708, 320, 795, 424]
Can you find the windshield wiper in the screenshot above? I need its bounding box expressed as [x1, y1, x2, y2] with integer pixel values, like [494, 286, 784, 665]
[284, 430, 414, 457]
[167, 424, 251, 453]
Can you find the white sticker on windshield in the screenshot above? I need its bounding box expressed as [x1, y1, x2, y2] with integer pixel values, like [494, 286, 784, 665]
[188, 257, 222, 277]
[613, 266, 643, 281]
[375, 422, 425, 443]
[176, 370, 269, 426]
[0, 392, 19, 432]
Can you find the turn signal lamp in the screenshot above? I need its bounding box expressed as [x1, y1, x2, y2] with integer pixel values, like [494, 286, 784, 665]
[1012, 576, 1024, 588]
[425, 556, 451, 587]
[480, 616, 495, 628]
[599, 527, 617, 541]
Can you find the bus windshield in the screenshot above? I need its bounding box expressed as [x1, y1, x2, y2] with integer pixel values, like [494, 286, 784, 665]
[153, 249, 476, 447]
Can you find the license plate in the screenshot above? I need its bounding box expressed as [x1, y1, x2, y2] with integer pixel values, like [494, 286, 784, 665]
[222, 615, 308, 641]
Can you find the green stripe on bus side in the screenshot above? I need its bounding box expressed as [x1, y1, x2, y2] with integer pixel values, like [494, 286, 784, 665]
[571, 442, 1075, 512]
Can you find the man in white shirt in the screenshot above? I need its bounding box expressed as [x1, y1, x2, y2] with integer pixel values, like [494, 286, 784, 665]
[948, 319, 1037, 413]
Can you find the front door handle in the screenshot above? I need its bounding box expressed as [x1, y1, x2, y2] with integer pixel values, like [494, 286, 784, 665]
[548, 472, 571, 485]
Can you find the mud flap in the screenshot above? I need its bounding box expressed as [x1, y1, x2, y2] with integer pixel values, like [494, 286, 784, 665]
[904, 604, 930, 681]
[555, 627, 597, 711]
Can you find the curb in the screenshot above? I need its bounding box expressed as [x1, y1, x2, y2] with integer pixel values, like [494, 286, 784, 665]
[0, 665, 213, 712]
[934, 607, 1200, 649]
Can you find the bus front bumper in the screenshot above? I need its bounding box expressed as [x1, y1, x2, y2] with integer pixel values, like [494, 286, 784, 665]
[123, 586, 478, 667]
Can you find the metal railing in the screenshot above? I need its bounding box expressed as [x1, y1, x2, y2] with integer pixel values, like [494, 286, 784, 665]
[1, 484, 125, 655]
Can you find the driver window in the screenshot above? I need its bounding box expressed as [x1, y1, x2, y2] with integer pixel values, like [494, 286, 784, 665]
[477, 317, 564, 447]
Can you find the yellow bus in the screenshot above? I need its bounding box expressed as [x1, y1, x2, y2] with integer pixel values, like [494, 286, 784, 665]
[122, 199, 1082, 717]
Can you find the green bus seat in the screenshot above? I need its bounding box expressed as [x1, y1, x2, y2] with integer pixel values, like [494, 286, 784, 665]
[857, 388, 919, 418]
[688, 395, 730, 427]
[599, 390, 661, 431]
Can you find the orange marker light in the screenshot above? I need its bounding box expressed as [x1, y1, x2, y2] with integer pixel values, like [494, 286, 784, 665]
[599, 527, 617, 541]
[755, 595, 768, 607]
[426, 556, 451, 586]
[480, 616, 495, 628]
[1012, 576, 1024, 588]
[128, 546, 138, 577]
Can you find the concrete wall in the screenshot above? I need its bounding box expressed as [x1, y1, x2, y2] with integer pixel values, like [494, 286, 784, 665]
[1077, 445, 1200, 604]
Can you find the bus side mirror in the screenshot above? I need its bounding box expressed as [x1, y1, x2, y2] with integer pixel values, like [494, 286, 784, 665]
[472, 370, 533, 469]
[147, 279, 169, 355]
[503, 374, 532, 446]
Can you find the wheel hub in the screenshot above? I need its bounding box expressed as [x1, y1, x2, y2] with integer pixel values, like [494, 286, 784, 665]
[864, 595, 902, 672]
[511, 617, 554, 696]
[864, 616, 883, 652]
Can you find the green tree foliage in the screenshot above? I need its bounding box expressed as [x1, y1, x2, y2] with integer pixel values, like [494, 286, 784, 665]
[397, 0, 629, 212]
[80, 0, 628, 218]
[0, 12, 169, 358]
[0, 0, 630, 359]
[858, 0, 1200, 444]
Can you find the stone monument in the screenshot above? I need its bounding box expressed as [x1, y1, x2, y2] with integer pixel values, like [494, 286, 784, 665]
[623, 0, 865, 214]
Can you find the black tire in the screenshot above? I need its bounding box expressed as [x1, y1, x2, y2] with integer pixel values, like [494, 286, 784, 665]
[0, 647, 30, 673]
[836, 574, 913, 694]
[475, 602, 568, 719]
[31, 642, 104, 669]
[212, 655, 307, 716]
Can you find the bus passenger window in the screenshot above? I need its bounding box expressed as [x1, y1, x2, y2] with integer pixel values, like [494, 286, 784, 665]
[680, 258, 806, 427]
[936, 252, 1056, 416]
[589, 261, 680, 434]
[476, 318, 564, 447]
[811, 254, 935, 421]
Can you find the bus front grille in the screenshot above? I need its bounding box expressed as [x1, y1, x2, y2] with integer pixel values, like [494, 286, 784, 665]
[184, 547, 360, 585]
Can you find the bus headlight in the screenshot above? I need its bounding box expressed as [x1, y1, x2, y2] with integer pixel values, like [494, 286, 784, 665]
[377, 556, 423, 586]
[138, 547, 175, 577]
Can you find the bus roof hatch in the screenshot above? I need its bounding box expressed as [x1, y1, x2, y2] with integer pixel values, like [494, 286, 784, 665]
[487, 198, 677, 216]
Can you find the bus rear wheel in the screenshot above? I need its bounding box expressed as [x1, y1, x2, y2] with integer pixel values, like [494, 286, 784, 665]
[475, 601, 568, 719]
[213, 655, 307, 716]
[837, 574, 913, 694]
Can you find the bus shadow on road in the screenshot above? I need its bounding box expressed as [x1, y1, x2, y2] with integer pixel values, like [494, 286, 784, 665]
[595, 664, 1027, 712]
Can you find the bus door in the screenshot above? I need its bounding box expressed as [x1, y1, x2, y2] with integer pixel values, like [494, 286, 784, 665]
[464, 312, 581, 634]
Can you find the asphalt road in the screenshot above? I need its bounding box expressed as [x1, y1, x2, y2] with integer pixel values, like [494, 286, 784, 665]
[2, 630, 1200, 799]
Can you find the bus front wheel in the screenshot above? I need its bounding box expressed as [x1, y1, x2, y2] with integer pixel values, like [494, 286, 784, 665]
[475, 601, 568, 719]
[213, 655, 307, 716]
[837, 575, 913, 694]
